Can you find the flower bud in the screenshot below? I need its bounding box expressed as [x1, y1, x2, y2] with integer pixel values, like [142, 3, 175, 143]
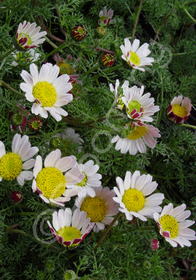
[72, 26, 86, 41]
[11, 191, 22, 203]
[29, 116, 42, 131]
[101, 53, 114, 67]
[151, 238, 159, 251]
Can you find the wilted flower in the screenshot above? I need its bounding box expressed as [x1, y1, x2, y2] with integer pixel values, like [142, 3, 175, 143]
[120, 38, 154, 71]
[167, 95, 192, 124]
[16, 21, 47, 49]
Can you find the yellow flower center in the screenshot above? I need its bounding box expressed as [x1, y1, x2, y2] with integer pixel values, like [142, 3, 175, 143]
[81, 196, 107, 222]
[126, 125, 147, 140]
[172, 104, 188, 118]
[77, 172, 87, 187]
[128, 51, 140, 66]
[0, 153, 22, 180]
[36, 167, 66, 199]
[128, 100, 142, 114]
[33, 81, 57, 107]
[122, 189, 145, 212]
[57, 226, 81, 242]
[159, 215, 179, 238]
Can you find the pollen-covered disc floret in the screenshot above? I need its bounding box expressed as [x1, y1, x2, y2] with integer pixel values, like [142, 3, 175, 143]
[47, 208, 94, 247]
[111, 122, 161, 155]
[75, 186, 119, 232]
[16, 21, 47, 49]
[121, 83, 159, 122]
[167, 95, 192, 124]
[20, 63, 73, 121]
[66, 160, 102, 198]
[120, 38, 154, 71]
[153, 203, 196, 247]
[0, 134, 38, 186]
[113, 170, 164, 221]
[32, 149, 84, 206]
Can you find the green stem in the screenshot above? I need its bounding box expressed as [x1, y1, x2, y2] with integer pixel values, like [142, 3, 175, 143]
[94, 212, 122, 252]
[181, 123, 196, 129]
[44, 41, 68, 59]
[44, 36, 59, 49]
[184, 8, 196, 23]
[0, 80, 23, 96]
[131, 0, 145, 40]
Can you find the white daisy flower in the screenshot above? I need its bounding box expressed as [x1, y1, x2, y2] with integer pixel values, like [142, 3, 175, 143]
[16, 21, 47, 49]
[120, 38, 154, 71]
[32, 149, 84, 206]
[20, 63, 73, 121]
[66, 160, 102, 198]
[111, 122, 161, 155]
[47, 208, 94, 247]
[0, 134, 38, 186]
[167, 95, 192, 124]
[154, 203, 196, 247]
[122, 84, 159, 122]
[75, 186, 119, 232]
[11, 48, 40, 66]
[113, 170, 164, 221]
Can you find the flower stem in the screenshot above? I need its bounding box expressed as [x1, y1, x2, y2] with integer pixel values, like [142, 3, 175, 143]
[181, 123, 196, 129]
[131, 0, 145, 40]
[0, 80, 23, 96]
[184, 8, 196, 23]
[94, 212, 122, 252]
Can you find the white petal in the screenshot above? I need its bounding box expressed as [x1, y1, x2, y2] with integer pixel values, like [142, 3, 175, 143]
[55, 156, 76, 172]
[33, 155, 42, 177]
[0, 141, 6, 158]
[65, 167, 84, 185]
[23, 159, 35, 170]
[44, 149, 61, 167]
